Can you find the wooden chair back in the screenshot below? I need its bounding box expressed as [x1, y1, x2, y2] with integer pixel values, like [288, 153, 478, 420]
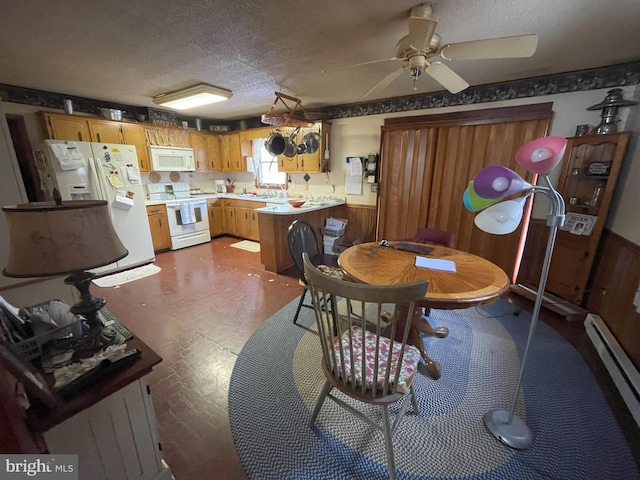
[303, 252, 428, 402]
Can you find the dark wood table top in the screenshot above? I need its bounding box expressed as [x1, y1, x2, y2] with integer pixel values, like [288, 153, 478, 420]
[338, 242, 510, 310]
[26, 334, 161, 432]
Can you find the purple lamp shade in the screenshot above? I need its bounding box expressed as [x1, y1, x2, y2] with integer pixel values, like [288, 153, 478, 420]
[515, 136, 567, 174]
[473, 166, 531, 199]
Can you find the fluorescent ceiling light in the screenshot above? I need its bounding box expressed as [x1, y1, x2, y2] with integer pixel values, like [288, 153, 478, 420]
[152, 83, 233, 110]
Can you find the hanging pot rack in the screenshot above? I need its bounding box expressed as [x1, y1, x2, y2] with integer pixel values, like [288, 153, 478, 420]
[261, 92, 315, 128]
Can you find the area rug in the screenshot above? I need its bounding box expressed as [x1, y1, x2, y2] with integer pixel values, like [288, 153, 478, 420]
[230, 240, 261, 252]
[229, 298, 639, 480]
[92, 264, 161, 288]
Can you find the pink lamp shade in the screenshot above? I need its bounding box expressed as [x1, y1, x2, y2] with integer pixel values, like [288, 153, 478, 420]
[515, 136, 567, 174]
[463, 181, 503, 212]
[473, 197, 528, 235]
[473, 166, 531, 199]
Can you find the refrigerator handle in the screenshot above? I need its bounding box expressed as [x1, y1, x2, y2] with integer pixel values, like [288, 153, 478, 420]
[88, 156, 109, 201]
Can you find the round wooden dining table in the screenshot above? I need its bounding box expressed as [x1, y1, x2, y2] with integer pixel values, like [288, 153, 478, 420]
[338, 241, 510, 379]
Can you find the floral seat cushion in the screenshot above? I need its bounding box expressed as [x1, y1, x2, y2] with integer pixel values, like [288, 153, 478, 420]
[332, 326, 421, 394]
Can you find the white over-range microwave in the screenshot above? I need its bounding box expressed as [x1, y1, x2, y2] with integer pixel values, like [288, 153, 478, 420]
[148, 146, 195, 172]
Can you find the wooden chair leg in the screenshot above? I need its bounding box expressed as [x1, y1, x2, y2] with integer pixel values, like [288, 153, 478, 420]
[309, 381, 332, 427]
[293, 288, 308, 325]
[381, 405, 397, 480]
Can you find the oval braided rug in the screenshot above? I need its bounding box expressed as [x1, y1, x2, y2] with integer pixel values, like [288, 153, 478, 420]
[229, 299, 639, 480]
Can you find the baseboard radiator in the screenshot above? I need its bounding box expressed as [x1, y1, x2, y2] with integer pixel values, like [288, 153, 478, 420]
[584, 313, 640, 427]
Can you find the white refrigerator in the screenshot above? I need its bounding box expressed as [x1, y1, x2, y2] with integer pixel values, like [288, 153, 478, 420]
[37, 140, 155, 275]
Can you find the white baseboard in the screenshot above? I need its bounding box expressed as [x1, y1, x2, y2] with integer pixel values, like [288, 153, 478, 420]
[584, 313, 640, 428]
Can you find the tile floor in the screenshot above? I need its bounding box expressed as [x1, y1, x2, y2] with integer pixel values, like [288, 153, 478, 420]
[97, 236, 640, 479]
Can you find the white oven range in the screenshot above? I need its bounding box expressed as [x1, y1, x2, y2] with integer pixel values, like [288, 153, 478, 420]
[165, 198, 210, 250]
[147, 182, 210, 250]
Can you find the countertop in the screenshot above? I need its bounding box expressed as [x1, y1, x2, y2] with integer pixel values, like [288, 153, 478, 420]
[146, 193, 345, 214]
[256, 199, 345, 215]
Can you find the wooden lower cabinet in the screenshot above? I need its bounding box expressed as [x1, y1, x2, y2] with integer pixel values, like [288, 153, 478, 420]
[43, 377, 173, 480]
[207, 199, 224, 237]
[146, 204, 171, 252]
[221, 199, 265, 240]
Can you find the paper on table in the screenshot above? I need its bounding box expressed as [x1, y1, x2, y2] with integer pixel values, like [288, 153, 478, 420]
[415, 256, 457, 272]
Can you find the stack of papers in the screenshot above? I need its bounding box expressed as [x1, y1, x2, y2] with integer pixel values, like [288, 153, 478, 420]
[415, 256, 457, 273]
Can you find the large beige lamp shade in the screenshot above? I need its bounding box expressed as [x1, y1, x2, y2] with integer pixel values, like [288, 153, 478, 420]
[3, 200, 128, 277]
[3, 199, 128, 357]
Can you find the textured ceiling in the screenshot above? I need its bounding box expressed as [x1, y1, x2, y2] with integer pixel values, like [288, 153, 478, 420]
[1, 0, 639, 121]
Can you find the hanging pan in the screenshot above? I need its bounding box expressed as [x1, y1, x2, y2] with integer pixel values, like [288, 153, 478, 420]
[303, 131, 321, 154]
[283, 127, 300, 158]
[264, 131, 285, 156]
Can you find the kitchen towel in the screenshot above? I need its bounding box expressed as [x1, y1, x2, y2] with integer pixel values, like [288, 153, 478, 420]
[179, 202, 196, 225]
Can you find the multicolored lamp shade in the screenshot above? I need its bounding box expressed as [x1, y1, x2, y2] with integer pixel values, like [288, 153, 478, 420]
[472, 166, 532, 200]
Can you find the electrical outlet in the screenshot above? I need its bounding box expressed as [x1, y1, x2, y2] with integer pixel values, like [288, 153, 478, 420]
[371, 184, 378, 192]
[330, 184, 335, 193]
[305, 183, 309, 191]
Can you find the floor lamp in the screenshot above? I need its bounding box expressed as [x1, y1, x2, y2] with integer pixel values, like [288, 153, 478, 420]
[463, 136, 567, 449]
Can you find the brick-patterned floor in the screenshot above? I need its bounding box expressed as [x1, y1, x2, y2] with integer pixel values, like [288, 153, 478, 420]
[98, 236, 640, 479]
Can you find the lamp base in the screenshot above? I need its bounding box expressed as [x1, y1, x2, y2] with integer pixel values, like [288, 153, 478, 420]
[483, 409, 533, 449]
[72, 325, 124, 359]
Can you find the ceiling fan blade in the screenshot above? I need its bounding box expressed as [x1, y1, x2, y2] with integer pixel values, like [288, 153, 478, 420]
[364, 66, 405, 98]
[426, 62, 469, 94]
[439, 34, 538, 61]
[408, 16, 438, 50]
[321, 57, 400, 74]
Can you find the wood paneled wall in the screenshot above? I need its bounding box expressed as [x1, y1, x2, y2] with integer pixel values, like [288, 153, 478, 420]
[342, 204, 377, 244]
[520, 224, 640, 371]
[586, 230, 640, 370]
[377, 103, 552, 278]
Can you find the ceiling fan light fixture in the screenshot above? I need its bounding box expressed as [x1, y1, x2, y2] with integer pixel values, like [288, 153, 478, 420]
[152, 83, 233, 110]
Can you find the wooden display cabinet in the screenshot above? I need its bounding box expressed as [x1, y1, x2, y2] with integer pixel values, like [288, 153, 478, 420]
[545, 132, 630, 305]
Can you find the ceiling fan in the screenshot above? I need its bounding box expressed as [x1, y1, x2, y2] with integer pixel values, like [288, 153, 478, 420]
[356, 4, 538, 97]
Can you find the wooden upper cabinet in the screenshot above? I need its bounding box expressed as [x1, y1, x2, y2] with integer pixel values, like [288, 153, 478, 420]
[276, 121, 331, 173]
[228, 132, 243, 171]
[39, 112, 90, 141]
[205, 135, 221, 171]
[219, 134, 231, 171]
[88, 119, 122, 144]
[190, 132, 208, 172]
[121, 123, 150, 172]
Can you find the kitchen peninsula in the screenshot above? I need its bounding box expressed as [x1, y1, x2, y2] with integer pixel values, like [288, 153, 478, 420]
[257, 199, 347, 273]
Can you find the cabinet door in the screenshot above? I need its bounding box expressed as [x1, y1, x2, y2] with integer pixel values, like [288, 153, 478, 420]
[208, 204, 224, 237]
[146, 205, 171, 251]
[219, 135, 231, 172]
[43, 378, 171, 480]
[250, 209, 261, 241]
[228, 133, 243, 171]
[121, 124, 151, 172]
[206, 134, 222, 171]
[278, 154, 299, 172]
[190, 133, 208, 172]
[88, 119, 124, 144]
[46, 114, 90, 141]
[223, 203, 236, 235]
[235, 207, 252, 238]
